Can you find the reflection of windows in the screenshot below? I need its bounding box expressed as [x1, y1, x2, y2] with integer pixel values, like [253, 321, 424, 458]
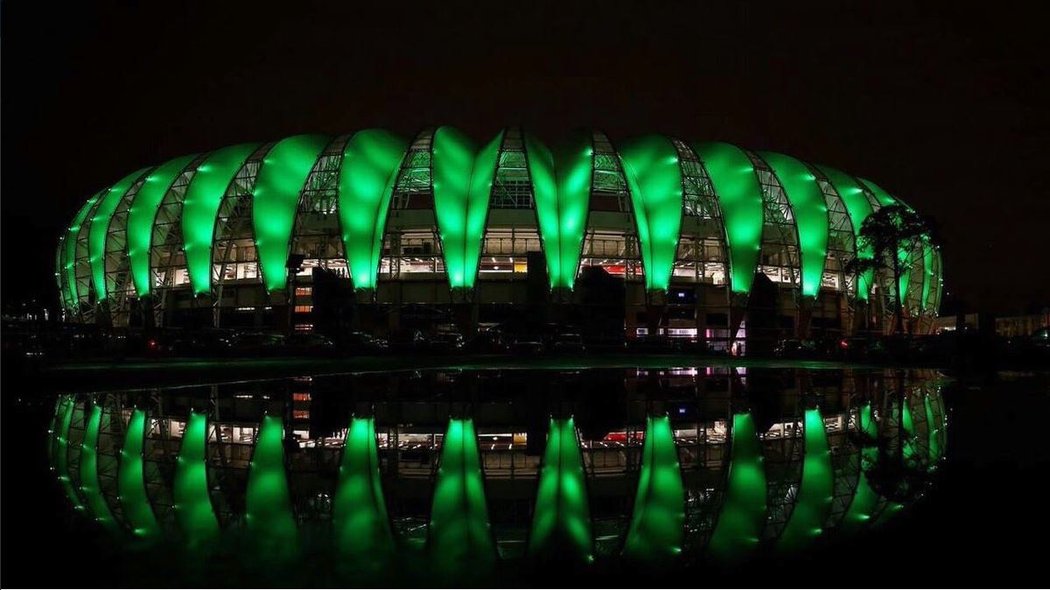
[292, 392, 311, 401]
[294, 305, 313, 313]
[295, 286, 311, 297]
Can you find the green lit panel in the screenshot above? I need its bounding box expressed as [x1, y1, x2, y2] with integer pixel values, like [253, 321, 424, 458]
[127, 155, 198, 296]
[760, 153, 829, 298]
[692, 142, 764, 294]
[333, 416, 394, 568]
[88, 168, 150, 300]
[778, 408, 833, 550]
[901, 398, 919, 468]
[528, 417, 593, 563]
[842, 403, 881, 530]
[64, 191, 104, 307]
[118, 409, 160, 538]
[245, 414, 298, 556]
[924, 395, 943, 470]
[921, 244, 938, 315]
[935, 250, 945, 314]
[815, 166, 876, 300]
[52, 396, 85, 510]
[623, 415, 685, 562]
[174, 411, 219, 548]
[859, 402, 878, 440]
[428, 418, 496, 577]
[709, 412, 766, 559]
[432, 127, 504, 289]
[524, 132, 593, 290]
[841, 470, 879, 530]
[618, 136, 683, 292]
[80, 402, 118, 531]
[338, 130, 409, 291]
[859, 178, 913, 302]
[253, 134, 330, 291]
[55, 239, 68, 309]
[182, 143, 260, 294]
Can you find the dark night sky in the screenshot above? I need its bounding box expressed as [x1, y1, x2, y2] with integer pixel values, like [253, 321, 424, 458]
[3, 1, 1047, 314]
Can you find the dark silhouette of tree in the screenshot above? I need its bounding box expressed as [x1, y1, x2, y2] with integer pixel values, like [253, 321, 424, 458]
[845, 205, 938, 336]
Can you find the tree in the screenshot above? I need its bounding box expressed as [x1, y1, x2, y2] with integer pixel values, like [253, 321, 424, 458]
[845, 205, 937, 336]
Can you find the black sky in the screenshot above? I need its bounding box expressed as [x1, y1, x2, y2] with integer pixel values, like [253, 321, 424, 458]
[3, 1, 1047, 314]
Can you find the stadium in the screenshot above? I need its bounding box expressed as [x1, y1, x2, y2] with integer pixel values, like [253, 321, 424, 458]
[55, 127, 943, 349]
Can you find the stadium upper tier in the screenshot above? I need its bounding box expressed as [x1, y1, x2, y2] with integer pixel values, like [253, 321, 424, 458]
[55, 127, 942, 323]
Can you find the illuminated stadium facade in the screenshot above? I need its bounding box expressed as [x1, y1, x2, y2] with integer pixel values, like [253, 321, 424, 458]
[55, 128, 943, 343]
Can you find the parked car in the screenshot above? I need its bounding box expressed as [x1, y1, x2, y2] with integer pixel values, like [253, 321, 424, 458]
[509, 335, 546, 355]
[427, 331, 464, 354]
[463, 331, 507, 354]
[343, 331, 388, 354]
[171, 330, 234, 357]
[285, 332, 337, 356]
[551, 332, 586, 354]
[230, 332, 287, 356]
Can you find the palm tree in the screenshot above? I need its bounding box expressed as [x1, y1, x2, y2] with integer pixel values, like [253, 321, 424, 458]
[845, 205, 937, 336]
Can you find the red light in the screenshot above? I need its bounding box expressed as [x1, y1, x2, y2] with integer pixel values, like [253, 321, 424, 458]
[839, 339, 849, 349]
[148, 339, 158, 350]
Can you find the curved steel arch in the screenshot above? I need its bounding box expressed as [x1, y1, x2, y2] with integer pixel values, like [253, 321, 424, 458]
[671, 138, 731, 290]
[89, 168, 152, 301]
[252, 134, 331, 292]
[758, 152, 829, 298]
[618, 134, 684, 293]
[431, 126, 504, 291]
[690, 142, 765, 295]
[813, 165, 876, 300]
[68, 189, 107, 311]
[182, 143, 261, 294]
[523, 129, 593, 291]
[807, 164, 859, 300]
[126, 155, 199, 297]
[337, 130, 409, 291]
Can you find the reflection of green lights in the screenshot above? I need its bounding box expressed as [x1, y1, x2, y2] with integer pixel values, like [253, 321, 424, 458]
[432, 127, 504, 290]
[245, 414, 298, 557]
[253, 135, 330, 291]
[839, 398, 881, 529]
[692, 142, 764, 294]
[79, 402, 117, 530]
[924, 395, 943, 470]
[338, 130, 408, 291]
[118, 409, 161, 538]
[173, 411, 219, 548]
[815, 166, 875, 300]
[619, 136, 683, 292]
[779, 408, 833, 550]
[127, 155, 197, 296]
[709, 412, 766, 559]
[62, 192, 103, 307]
[428, 418, 496, 577]
[183, 143, 260, 294]
[333, 415, 394, 568]
[529, 417, 593, 562]
[623, 414, 685, 562]
[524, 132, 593, 290]
[88, 169, 150, 300]
[760, 153, 829, 298]
[51, 396, 84, 510]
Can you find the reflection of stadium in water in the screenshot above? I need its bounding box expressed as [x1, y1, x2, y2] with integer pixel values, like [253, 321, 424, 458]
[48, 367, 947, 575]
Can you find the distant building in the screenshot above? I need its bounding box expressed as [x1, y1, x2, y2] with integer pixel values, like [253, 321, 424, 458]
[55, 127, 943, 346]
[932, 311, 1050, 337]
